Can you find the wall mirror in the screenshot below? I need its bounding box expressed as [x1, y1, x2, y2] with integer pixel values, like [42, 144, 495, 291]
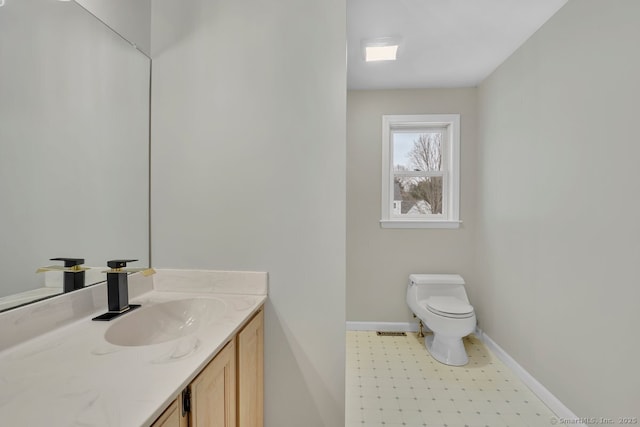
[0, 0, 150, 311]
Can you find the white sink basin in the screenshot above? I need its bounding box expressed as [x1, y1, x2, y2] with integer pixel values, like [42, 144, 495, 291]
[104, 298, 226, 346]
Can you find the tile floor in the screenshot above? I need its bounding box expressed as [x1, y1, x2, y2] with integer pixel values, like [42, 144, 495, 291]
[346, 331, 556, 427]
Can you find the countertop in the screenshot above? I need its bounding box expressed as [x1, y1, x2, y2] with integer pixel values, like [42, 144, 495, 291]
[0, 269, 267, 426]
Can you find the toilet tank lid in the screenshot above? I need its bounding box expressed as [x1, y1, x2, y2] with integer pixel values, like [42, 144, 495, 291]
[409, 274, 465, 285]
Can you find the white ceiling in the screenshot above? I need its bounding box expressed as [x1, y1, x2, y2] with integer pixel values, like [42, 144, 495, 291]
[347, 0, 568, 89]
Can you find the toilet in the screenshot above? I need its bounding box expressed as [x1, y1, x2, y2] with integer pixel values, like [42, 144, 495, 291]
[406, 274, 476, 366]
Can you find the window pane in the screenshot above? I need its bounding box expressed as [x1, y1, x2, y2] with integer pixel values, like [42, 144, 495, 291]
[393, 132, 442, 172]
[393, 176, 443, 215]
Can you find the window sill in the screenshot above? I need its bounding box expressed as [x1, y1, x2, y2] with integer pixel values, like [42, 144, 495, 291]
[379, 220, 462, 229]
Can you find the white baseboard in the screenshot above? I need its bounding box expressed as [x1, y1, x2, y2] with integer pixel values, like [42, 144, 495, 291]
[346, 321, 418, 332]
[475, 328, 586, 426]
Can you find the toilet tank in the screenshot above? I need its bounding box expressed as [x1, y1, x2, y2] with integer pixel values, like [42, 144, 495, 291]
[408, 274, 470, 303]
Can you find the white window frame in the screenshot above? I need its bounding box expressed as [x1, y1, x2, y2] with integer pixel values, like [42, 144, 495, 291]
[380, 114, 461, 229]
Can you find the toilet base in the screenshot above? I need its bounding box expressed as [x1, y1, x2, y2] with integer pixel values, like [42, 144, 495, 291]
[425, 334, 469, 366]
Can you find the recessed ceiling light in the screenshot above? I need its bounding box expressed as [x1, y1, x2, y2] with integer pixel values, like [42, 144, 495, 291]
[365, 45, 398, 62]
[362, 37, 401, 62]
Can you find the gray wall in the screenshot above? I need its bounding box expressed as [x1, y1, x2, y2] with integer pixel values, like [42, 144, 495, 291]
[347, 89, 478, 322]
[477, 0, 640, 418]
[76, 0, 151, 55]
[150, 0, 346, 426]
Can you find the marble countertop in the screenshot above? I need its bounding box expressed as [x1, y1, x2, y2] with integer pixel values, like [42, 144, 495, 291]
[0, 269, 267, 426]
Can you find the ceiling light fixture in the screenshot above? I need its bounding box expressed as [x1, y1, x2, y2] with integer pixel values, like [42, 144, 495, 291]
[362, 37, 401, 62]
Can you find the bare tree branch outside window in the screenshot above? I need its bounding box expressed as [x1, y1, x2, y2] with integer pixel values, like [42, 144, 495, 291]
[396, 133, 443, 215]
[410, 133, 442, 172]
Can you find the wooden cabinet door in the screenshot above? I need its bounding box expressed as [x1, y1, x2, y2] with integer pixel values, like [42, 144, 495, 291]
[151, 397, 187, 427]
[237, 309, 264, 427]
[190, 339, 237, 427]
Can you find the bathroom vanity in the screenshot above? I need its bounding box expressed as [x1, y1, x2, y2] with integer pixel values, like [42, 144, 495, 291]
[153, 308, 264, 427]
[0, 269, 267, 427]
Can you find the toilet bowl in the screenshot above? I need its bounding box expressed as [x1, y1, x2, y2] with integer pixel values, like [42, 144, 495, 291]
[406, 274, 476, 366]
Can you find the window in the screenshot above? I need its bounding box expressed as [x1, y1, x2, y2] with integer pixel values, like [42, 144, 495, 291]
[381, 114, 461, 229]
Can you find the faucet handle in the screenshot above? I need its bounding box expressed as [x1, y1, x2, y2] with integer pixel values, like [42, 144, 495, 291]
[103, 259, 155, 276]
[51, 257, 85, 267]
[107, 259, 137, 269]
[37, 257, 89, 273]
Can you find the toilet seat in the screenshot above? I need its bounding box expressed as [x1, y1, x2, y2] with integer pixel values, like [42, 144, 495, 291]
[424, 296, 474, 319]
